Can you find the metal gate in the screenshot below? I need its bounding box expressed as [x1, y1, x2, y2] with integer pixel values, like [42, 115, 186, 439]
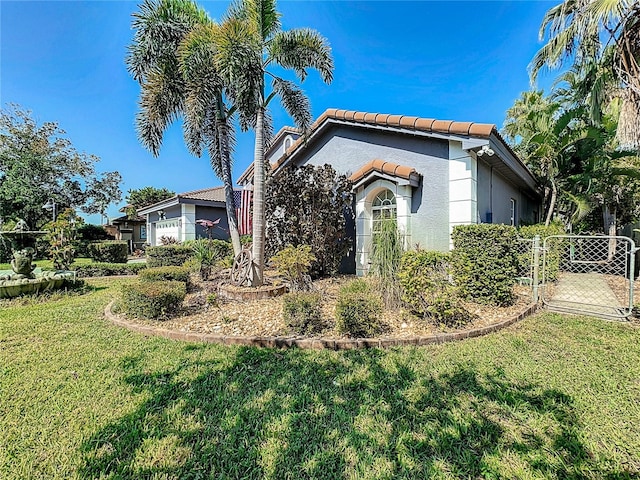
[541, 235, 636, 319]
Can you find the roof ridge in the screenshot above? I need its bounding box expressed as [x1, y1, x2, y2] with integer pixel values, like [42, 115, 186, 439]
[177, 185, 224, 197]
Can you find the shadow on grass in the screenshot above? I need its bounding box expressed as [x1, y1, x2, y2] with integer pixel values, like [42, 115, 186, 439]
[79, 347, 634, 479]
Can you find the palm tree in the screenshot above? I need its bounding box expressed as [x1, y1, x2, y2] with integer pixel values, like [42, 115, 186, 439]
[126, 0, 242, 255]
[217, 0, 334, 285]
[529, 0, 640, 150]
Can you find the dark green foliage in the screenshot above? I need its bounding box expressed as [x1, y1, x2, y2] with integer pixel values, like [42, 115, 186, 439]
[398, 250, 472, 327]
[73, 262, 147, 277]
[335, 279, 384, 337]
[139, 266, 190, 283]
[125, 187, 174, 217]
[282, 292, 323, 334]
[76, 224, 113, 257]
[0, 105, 122, 229]
[452, 224, 519, 306]
[183, 239, 232, 280]
[265, 165, 354, 277]
[146, 245, 193, 267]
[88, 241, 129, 264]
[119, 280, 186, 319]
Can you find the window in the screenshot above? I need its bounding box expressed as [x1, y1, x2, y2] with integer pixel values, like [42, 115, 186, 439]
[372, 189, 397, 231]
[510, 198, 516, 226]
[140, 225, 147, 240]
[284, 136, 293, 152]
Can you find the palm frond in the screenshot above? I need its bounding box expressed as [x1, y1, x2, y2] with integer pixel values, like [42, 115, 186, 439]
[268, 29, 334, 84]
[270, 78, 312, 131]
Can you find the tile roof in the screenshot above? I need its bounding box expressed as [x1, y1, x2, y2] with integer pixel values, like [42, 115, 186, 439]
[349, 159, 420, 183]
[178, 186, 226, 203]
[269, 108, 497, 173]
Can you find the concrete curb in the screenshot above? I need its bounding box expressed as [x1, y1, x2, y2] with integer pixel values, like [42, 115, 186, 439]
[104, 302, 539, 350]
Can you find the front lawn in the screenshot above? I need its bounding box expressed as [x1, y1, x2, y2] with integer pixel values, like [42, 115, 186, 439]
[0, 257, 93, 271]
[1, 278, 639, 479]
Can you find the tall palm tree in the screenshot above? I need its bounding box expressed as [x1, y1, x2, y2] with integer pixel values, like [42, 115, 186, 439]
[217, 0, 334, 285]
[126, 0, 242, 255]
[530, 0, 640, 150]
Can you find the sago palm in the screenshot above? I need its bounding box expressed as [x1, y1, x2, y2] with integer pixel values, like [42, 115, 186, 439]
[216, 0, 334, 285]
[126, 0, 242, 254]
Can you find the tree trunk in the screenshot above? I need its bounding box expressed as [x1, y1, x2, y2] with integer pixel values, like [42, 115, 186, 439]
[616, 89, 640, 151]
[251, 107, 266, 286]
[545, 180, 557, 227]
[216, 118, 242, 256]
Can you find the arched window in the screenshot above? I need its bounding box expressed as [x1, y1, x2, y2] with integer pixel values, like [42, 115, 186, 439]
[284, 136, 293, 152]
[372, 189, 396, 230]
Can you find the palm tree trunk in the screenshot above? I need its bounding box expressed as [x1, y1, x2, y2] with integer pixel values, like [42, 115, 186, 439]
[545, 180, 557, 227]
[251, 107, 266, 286]
[216, 115, 242, 256]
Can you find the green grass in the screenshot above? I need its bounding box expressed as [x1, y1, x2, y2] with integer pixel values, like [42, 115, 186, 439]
[1, 279, 639, 479]
[0, 257, 93, 271]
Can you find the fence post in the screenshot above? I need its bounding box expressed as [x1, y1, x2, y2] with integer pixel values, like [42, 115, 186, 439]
[532, 235, 540, 304]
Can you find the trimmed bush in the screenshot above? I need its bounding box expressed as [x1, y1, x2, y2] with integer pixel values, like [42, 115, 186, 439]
[270, 245, 316, 291]
[335, 279, 383, 337]
[398, 250, 472, 327]
[139, 265, 190, 283]
[74, 262, 146, 277]
[282, 292, 323, 334]
[146, 245, 193, 267]
[88, 241, 128, 263]
[451, 224, 519, 306]
[120, 280, 186, 319]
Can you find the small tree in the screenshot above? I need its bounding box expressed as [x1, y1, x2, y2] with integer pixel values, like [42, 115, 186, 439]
[48, 208, 81, 270]
[125, 186, 175, 218]
[265, 165, 354, 277]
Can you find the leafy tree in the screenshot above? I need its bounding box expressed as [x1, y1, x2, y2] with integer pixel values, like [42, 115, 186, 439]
[48, 208, 82, 270]
[125, 186, 175, 217]
[265, 165, 353, 277]
[0, 105, 122, 229]
[127, 0, 242, 255]
[530, 0, 640, 150]
[219, 0, 334, 285]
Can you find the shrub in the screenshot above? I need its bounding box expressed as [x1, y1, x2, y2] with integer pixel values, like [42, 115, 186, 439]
[139, 266, 190, 283]
[88, 241, 129, 263]
[335, 279, 384, 337]
[270, 245, 316, 291]
[185, 239, 233, 279]
[282, 292, 323, 334]
[76, 224, 113, 257]
[146, 245, 193, 267]
[370, 217, 404, 308]
[74, 262, 146, 277]
[451, 224, 519, 306]
[160, 236, 178, 245]
[48, 209, 81, 270]
[120, 280, 186, 319]
[398, 250, 472, 327]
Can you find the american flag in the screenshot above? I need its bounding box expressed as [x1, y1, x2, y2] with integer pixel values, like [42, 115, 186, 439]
[233, 187, 253, 235]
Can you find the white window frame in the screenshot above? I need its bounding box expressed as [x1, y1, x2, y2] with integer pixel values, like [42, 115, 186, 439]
[510, 198, 516, 226]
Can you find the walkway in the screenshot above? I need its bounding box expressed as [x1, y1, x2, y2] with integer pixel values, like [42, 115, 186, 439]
[546, 272, 626, 319]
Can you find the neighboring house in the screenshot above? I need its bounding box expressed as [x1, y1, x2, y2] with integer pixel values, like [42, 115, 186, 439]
[109, 211, 147, 252]
[137, 186, 251, 246]
[238, 108, 542, 276]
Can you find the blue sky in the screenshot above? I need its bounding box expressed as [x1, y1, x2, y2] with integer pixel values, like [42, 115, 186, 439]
[1, 0, 556, 223]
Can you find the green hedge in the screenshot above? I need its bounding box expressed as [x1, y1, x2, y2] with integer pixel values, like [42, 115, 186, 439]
[146, 245, 193, 267]
[335, 279, 383, 337]
[451, 224, 519, 306]
[282, 292, 323, 334]
[88, 241, 129, 263]
[74, 262, 147, 277]
[120, 280, 186, 319]
[139, 266, 190, 283]
[398, 250, 472, 326]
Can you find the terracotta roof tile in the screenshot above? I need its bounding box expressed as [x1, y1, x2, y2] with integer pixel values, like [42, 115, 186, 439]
[353, 111, 366, 122]
[349, 159, 420, 183]
[376, 113, 390, 124]
[469, 123, 495, 137]
[344, 110, 357, 121]
[399, 116, 419, 128]
[363, 112, 378, 123]
[387, 114, 402, 127]
[179, 186, 226, 202]
[448, 121, 473, 135]
[432, 120, 454, 133]
[414, 118, 435, 130]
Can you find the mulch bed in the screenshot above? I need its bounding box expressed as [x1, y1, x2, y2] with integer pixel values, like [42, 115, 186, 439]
[122, 271, 535, 339]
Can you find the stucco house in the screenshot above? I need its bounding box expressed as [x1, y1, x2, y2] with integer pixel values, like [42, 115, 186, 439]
[137, 186, 241, 246]
[238, 108, 541, 275]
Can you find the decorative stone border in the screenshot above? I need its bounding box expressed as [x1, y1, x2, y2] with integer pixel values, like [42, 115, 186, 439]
[104, 302, 539, 350]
